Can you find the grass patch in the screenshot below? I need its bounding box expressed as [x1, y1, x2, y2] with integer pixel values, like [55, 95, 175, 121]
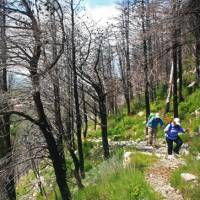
[73, 151, 159, 200]
[170, 155, 200, 200]
[128, 152, 157, 172]
[179, 89, 200, 119]
[74, 170, 157, 200]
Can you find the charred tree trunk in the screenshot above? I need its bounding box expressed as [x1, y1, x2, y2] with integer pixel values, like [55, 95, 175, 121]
[177, 40, 183, 102]
[50, 8, 66, 179]
[172, 0, 179, 118]
[195, 36, 200, 83]
[82, 87, 88, 139]
[188, 0, 200, 83]
[146, 0, 155, 101]
[117, 48, 131, 115]
[0, 0, 16, 198]
[98, 94, 109, 159]
[142, 0, 151, 121]
[70, 0, 84, 178]
[24, 0, 71, 196]
[32, 87, 71, 200]
[94, 102, 97, 131]
[125, 1, 133, 101]
[177, 1, 183, 102]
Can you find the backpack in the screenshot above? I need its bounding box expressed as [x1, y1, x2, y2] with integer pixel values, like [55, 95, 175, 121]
[148, 113, 155, 122]
[165, 123, 172, 136]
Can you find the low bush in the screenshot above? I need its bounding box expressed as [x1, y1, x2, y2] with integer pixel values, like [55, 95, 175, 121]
[73, 152, 159, 200]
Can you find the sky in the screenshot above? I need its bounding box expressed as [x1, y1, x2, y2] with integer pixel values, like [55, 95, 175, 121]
[84, 0, 119, 26]
[85, 0, 117, 7]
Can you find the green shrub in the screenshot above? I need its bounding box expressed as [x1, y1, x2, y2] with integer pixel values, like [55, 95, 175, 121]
[128, 152, 157, 172]
[171, 156, 200, 200]
[83, 141, 94, 157]
[155, 84, 168, 100]
[179, 89, 200, 119]
[84, 160, 93, 172]
[189, 136, 200, 155]
[73, 152, 159, 200]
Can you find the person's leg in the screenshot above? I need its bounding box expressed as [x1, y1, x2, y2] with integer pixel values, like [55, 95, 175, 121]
[174, 136, 183, 154]
[145, 126, 148, 141]
[152, 129, 157, 146]
[166, 138, 173, 155]
[147, 127, 153, 145]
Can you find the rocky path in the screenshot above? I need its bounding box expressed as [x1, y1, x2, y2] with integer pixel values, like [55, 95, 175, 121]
[145, 155, 184, 200]
[88, 138, 189, 199]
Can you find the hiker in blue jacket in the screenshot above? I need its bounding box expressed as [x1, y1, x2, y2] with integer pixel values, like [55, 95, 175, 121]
[164, 118, 185, 156]
[146, 113, 164, 146]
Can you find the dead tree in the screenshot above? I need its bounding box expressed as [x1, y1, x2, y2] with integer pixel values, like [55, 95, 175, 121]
[1, 1, 71, 199]
[141, 0, 151, 121]
[172, 0, 179, 117]
[0, 0, 16, 199]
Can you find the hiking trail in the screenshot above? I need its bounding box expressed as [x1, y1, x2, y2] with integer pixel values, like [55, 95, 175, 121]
[88, 138, 187, 199]
[145, 154, 184, 200]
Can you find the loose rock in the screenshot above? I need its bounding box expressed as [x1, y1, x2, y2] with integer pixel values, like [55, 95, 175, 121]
[181, 173, 198, 182]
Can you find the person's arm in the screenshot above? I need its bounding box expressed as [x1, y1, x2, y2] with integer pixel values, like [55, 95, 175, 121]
[178, 126, 185, 133]
[164, 124, 170, 133]
[159, 119, 164, 128]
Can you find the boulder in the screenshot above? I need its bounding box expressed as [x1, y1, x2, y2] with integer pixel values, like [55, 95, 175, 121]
[180, 149, 189, 156]
[123, 151, 134, 168]
[182, 143, 189, 149]
[194, 108, 200, 118]
[196, 153, 200, 161]
[181, 173, 198, 182]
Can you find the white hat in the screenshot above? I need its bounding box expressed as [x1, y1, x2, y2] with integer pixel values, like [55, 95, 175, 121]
[174, 118, 181, 126]
[155, 113, 160, 118]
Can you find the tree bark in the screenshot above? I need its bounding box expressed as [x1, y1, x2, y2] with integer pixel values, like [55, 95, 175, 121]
[142, 0, 151, 121]
[82, 87, 88, 139]
[50, 8, 67, 180]
[98, 95, 109, 159]
[125, 0, 133, 100]
[0, 0, 16, 198]
[94, 102, 97, 131]
[117, 48, 131, 115]
[70, 0, 84, 178]
[22, 0, 71, 196]
[195, 36, 200, 83]
[33, 89, 71, 200]
[177, 0, 183, 102]
[172, 0, 179, 118]
[164, 63, 174, 116]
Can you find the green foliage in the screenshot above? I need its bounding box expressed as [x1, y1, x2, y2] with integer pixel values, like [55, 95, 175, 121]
[179, 89, 200, 119]
[189, 136, 200, 155]
[16, 170, 35, 197]
[83, 141, 94, 157]
[151, 100, 165, 113]
[16, 161, 55, 200]
[128, 152, 157, 172]
[108, 114, 146, 140]
[155, 84, 168, 100]
[17, 76, 200, 200]
[87, 128, 101, 138]
[169, 88, 200, 200]
[170, 156, 200, 200]
[130, 100, 146, 114]
[73, 152, 159, 200]
[10, 122, 19, 137]
[74, 170, 156, 200]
